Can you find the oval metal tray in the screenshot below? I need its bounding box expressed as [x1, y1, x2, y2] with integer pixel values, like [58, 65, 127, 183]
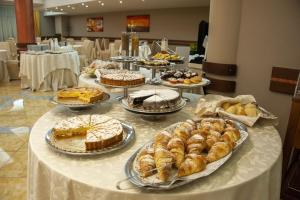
[45, 121, 135, 156]
[121, 98, 186, 115]
[122, 119, 248, 190]
[51, 92, 110, 109]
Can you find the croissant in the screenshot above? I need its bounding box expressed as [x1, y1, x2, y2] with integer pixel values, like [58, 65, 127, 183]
[187, 134, 206, 154]
[222, 127, 241, 149]
[139, 144, 155, 157]
[178, 154, 207, 177]
[167, 137, 185, 168]
[206, 130, 221, 150]
[244, 103, 257, 117]
[138, 154, 156, 177]
[154, 131, 172, 149]
[174, 123, 192, 143]
[154, 147, 174, 181]
[200, 118, 225, 133]
[186, 119, 196, 130]
[206, 142, 231, 163]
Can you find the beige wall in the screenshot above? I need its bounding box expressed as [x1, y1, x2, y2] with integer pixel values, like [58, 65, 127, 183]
[68, 7, 210, 41]
[235, 0, 300, 138]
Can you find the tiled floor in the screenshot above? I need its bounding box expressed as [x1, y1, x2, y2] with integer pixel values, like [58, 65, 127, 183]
[0, 80, 55, 200]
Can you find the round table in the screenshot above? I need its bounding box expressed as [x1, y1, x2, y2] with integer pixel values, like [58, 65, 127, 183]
[0, 49, 9, 82]
[20, 51, 80, 91]
[28, 93, 282, 200]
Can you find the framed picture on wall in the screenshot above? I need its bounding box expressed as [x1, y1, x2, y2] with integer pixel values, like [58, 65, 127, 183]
[126, 15, 150, 32]
[86, 17, 103, 32]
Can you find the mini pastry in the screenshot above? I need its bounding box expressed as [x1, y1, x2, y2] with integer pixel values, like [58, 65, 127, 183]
[168, 78, 178, 84]
[154, 131, 172, 149]
[206, 142, 231, 163]
[222, 102, 231, 110]
[167, 137, 185, 168]
[154, 147, 174, 181]
[222, 127, 241, 149]
[138, 154, 156, 177]
[206, 130, 221, 150]
[244, 103, 257, 117]
[187, 134, 206, 154]
[183, 79, 191, 85]
[190, 76, 202, 84]
[178, 154, 207, 177]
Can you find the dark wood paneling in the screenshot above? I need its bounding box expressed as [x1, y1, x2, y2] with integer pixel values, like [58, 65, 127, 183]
[270, 67, 300, 95]
[41, 36, 195, 47]
[202, 61, 237, 76]
[205, 76, 236, 93]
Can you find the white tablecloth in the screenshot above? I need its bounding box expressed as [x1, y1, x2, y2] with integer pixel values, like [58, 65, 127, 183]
[28, 94, 282, 200]
[0, 49, 9, 82]
[20, 51, 80, 91]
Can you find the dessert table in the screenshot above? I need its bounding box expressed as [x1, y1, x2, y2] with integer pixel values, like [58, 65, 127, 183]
[20, 51, 80, 91]
[28, 93, 282, 200]
[0, 49, 9, 82]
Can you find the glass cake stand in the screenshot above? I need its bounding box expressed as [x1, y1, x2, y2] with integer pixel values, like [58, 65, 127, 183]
[161, 78, 211, 102]
[110, 56, 139, 70]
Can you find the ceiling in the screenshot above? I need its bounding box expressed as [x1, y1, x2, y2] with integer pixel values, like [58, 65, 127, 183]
[44, 0, 210, 16]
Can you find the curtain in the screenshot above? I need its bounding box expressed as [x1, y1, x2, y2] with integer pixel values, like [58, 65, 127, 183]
[33, 10, 41, 37]
[0, 6, 17, 41]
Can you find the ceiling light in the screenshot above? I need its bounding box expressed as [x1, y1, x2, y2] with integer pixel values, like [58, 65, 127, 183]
[119, 0, 123, 4]
[98, 1, 102, 3]
[55, 7, 58, 9]
[71, 7, 75, 10]
[60, 8, 63, 11]
[85, 5, 89, 8]
[81, 3, 85, 6]
[67, 5, 71, 8]
[101, 2, 104, 6]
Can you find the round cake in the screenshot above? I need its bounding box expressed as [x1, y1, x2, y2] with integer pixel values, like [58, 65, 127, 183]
[57, 87, 104, 103]
[128, 89, 181, 110]
[52, 115, 123, 151]
[100, 69, 145, 86]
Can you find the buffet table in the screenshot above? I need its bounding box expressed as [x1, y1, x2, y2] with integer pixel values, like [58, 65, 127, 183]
[28, 93, 282, 200]
[0, 49, 9, 82]
[20, 51, 80, 91]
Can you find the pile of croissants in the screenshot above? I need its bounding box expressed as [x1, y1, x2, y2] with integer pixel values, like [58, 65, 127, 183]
[221, 102, 258, 117]
[136, 118, 241, 182]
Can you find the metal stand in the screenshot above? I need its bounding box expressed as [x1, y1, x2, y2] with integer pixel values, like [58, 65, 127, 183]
[178, 88, 190, 102]
[151, 68, 157, 79]
[115, 88, 128, 101]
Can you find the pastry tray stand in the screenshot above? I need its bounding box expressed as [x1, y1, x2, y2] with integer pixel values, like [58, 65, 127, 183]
[161, 78, 211, 102]
[96, 80, 145, 101]
[110, 57, 139, 71]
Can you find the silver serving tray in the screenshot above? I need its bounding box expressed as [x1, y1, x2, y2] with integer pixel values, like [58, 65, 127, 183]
[121, 98, 186, 115]
[122, 119, 247, 190]
[161, 78, 211, 89]
[45, 121, 135, 156]
[51, 92, 110, 109]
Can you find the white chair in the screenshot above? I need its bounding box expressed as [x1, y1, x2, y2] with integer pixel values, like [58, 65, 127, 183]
[66, 38, 75, 45]
[110, 40, 121, 57]
[0, 42, 19, 80]
[100, 38, 111, 61]
[79, 39, 94, 67]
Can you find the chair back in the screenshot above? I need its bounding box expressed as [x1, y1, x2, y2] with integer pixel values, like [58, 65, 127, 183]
[66, 38, 75, 45]
[0, 42, 12, 60]
[82, 39, 94, 60]
[95, 38, 101, 53]
[114, 40, 121, 51]
[6, 39, 17, 59]
[101, 38, 109, 50]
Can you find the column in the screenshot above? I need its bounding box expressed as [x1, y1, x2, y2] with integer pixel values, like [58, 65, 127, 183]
[15, 0, 35, 50]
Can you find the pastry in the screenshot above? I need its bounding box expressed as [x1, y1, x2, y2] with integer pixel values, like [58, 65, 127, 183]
[57, 87, 104, 103]
[154, 131, 172, 149]
[206, 130, 221, 150]
[128, 89, 180, 110]
[167, 137, 185, 168]
[206, 142, 231, 163]
[161, 69, 202, 85]
[222, 127, 241, 149]
[52, 115, 123, 151]
[183, 79, 191, 85]
[99, 69, 145, 86]
[190, 76, 202, 83]
[138, 154, 156, 177]
[154, 147, 174, 181]
[177, 154, 207, 177]
[173, 122, 192, 143]
[187, 134, 206, 154]
[244, 103, 257, 117]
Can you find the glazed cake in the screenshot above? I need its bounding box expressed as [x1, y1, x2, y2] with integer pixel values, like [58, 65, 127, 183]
[128, 89, 181, 110]
[100, 69, 145, 86]
[52, 115, 123, 151]
[57, 87, 104, 103]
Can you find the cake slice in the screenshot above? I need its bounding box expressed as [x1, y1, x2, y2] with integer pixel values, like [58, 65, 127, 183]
[143, 95, 167, 110]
